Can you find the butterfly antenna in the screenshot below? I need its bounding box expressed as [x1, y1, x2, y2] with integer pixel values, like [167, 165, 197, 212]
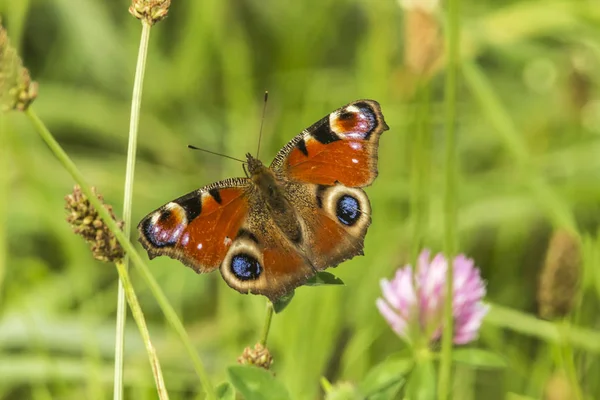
[256, 91, 269, 159]
[187, 145, 247, 164]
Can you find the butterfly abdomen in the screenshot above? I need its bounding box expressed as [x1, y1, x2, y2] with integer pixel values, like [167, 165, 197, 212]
[251, 163, 303, 245]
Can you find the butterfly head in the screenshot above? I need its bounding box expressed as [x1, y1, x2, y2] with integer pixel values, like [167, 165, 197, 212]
[246, 153, 266, 176]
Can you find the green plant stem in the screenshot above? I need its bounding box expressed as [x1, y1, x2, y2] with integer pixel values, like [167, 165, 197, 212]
[259, 301, 274, 347]
[25, 108, 217, 400]
[115, 261, 169, 399]
[486, 303, 600, 353]
[559, 321, 584, 400]
[439, 0, 460, 397]
[0, 115, 7, 300]
[114, 20, 152, 400]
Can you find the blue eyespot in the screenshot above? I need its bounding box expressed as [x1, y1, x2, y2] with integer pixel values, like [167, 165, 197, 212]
[336, 195, 360, 226]
[231, 254, 262, 281]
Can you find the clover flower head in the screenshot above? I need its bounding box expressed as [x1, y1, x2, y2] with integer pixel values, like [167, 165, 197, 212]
[377, 250, 489, 345]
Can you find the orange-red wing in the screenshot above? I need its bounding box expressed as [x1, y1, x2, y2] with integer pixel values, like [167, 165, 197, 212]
[285, 139, 374, 187]
[138, 178, 251, 273]
[270, 99, 388, 188]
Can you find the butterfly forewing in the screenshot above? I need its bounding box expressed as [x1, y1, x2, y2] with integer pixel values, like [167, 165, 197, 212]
[270, 100, 389, 188]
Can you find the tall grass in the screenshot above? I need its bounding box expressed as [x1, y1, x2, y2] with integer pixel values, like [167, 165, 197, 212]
[1, 0, 600, 399]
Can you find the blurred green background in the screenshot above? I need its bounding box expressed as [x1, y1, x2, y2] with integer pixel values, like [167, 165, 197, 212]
[1, 0, 600, 399]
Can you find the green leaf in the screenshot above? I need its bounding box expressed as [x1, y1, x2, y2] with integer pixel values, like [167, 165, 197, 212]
[304, 272, 345, 286]
[272, 291, 295, 313]
[215, 382, 235, 400]
[367, 382, 404, 400]
[452, 348, 507, 369]
[358, 356, 413, 397]
[323, 381, 362, 400]
[227, 365, 291, 400]
[405, 359, 436, 400]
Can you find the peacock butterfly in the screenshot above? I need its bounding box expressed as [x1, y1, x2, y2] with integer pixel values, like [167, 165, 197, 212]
[138, 100, 389, 301]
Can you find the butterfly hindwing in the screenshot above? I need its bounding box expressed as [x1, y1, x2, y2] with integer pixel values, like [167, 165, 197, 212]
[271, 99, 389, 188]
[138, 178, 251, 273]
[219, 192, 315, 301]
[285, 181, 372, 270]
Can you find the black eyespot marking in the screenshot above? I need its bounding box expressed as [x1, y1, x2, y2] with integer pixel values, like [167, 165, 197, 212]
[208, 188, 222, 204]
[312, 119, 340, 144]
[237, 228, 260, 244]
[337, 110, 355, 121]
[158, 209, 171, 221]
[355, 102, 377, 139]
[231, 253, 262, 281]
[142, 211, 178, 248]
[296, 137, 309, 156]
[336, 195, 360, 226]
[176, 195, 202, 220]
[354, 102, 374, 113]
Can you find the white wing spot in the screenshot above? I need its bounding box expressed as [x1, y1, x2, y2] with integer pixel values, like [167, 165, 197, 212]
[181, 232, 190, 246]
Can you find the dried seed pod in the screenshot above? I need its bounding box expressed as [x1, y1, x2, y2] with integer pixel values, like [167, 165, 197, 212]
[65, 185, 125, 263]
[538, 229, 581, 319]
[398, 0, 442, 77]
[0, 23, 38, 112]
[129, 0, 171, 25]
[237, 343, 273, 370]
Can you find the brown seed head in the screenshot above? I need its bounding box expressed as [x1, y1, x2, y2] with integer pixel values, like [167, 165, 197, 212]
[129, 0, 171, 25]
[0, 23, 38, 112]
[237, 343, 273, 370]
[399, 0, 442, 77]
[65, 185, 125, 263]
[538, 229, 581, 319]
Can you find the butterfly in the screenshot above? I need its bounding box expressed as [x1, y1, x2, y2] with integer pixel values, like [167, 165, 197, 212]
[138, 100, 389, 301]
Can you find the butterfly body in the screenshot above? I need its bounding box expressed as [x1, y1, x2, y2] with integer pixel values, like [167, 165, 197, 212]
[138, 100, 389, 301]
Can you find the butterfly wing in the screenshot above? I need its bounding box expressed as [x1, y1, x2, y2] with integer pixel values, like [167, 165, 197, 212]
[219, 191, 315, 301]
[286, 181, 372, 271]
[138, 177, 315, 301]
[138, 99, 388, 300]
[138, 178, 251, 273]
[268, 100, 387, 271]
[270, 99, 389, 187]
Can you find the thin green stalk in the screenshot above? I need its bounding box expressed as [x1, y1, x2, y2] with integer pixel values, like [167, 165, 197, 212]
[115, 20, 152, 400]
[115, 261, 169, 400]
[439, 0, 460, 396]
[485, 303, 600, 353]
[0, 115, 7, 300]
[559, 321, 584, 400]
[25, 108, 217, 400]
[259, 301, 274, 347]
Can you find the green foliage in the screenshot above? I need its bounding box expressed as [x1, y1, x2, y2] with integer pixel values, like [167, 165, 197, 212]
[273, 291, 295, 314]
[1, 0, 600, 399]
[451, 348, 507, 370]
[215, 382, 235, 400]
[227, 365, 291, 400]
[304, 271, 345, 287]
[358, 355, 412, 397]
